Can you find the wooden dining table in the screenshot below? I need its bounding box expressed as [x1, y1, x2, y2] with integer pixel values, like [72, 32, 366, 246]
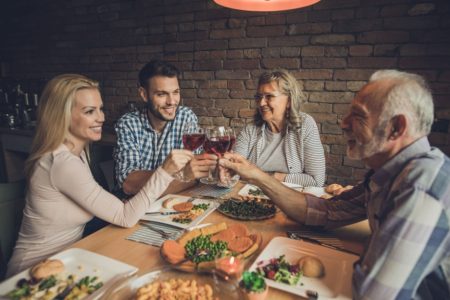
[71, 182, 371, 299]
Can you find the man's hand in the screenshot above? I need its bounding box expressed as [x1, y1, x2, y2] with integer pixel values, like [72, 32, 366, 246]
[218, 152, 265, 183]
[161, 149, 194, 176]
[184, 153, 218, 181]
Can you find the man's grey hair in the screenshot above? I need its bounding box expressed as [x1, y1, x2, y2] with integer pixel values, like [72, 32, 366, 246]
[369, 70, 434, 137]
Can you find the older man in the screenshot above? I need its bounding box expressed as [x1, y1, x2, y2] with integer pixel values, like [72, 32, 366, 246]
[220, 70, 450, 299]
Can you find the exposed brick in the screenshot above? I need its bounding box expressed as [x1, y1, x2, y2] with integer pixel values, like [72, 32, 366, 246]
[210, 29, 245, 39]
[347, 81, 367, 92]
[229, 38, 267, 49]
[198, 88, 229, 99]
[215, 99, 249, 109]
[227, 80, 245, 90]
[309, 92, 354, 103]
[348, 57, 397, 68]
[349, 45, 373, 56]
[223, 108, 238, 118]
[281, 47, 301, 57]
[380, 4, 409, 17]
[304, 81, 324, 91]
[229, 90, 254, 99]
[269, 36, 309, 47]
[243, 49, 262, 59]
[302, 103, 332, 113]
[326, 81, 347, 91]
[301, 46, 325, 57]
[215, 70, 250, 79]
[333, 19, 383, 33]
[247, 25, 286, 37]
[288, 22, 332, 35]
[239, 108, 257, 118]
[384, 16, 439, 30]
[325, 46, 349, 57]
[262, 58, 300, 69]
[399, 57, 450, 69]
[374, 44, 400, 56]
[334, 69, 374, 80]
[331, 9, 355, 20]
[311, 34, 355, 45]
[293, 69, 334, 80]
[195, 40, 228, 50]
[286, 11, 308, 24]
[193, 60, 222, 70]
[227, 50, 243, 59]
[302, 57, 347, 69]
[266, 14, 286, 25]
[357, 31, 409, 43]
[223, 59, 260, 70]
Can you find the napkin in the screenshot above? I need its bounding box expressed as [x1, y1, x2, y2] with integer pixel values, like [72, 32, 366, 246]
[126, 223, 184, 247]
[189, 184, 232, 198]
[287, 229, 344, 248]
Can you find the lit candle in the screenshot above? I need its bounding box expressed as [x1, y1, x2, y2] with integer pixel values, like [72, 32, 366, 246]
[216, 256, 244, 279]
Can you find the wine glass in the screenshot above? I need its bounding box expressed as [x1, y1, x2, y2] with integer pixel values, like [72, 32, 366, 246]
[175, 122, 206, 182]
[200, 126, 230, 185]
[226, 127, 236, 152]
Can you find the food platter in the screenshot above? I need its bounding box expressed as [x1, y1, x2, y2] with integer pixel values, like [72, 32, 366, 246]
[141, 194, 217, 229]
[217, 198, 276, 220]
[248, 237, 358, 299]
[108, 267, 243, 300]
[0, 248, 137, 299]
[160, 222, 262, 275]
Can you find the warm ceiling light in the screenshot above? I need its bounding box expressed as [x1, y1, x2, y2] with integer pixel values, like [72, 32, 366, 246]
[214, 0, 321, 12]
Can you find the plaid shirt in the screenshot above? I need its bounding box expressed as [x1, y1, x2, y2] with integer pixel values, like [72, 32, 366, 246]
[304, 137, 450, 299]
[113, 106, 197, 189]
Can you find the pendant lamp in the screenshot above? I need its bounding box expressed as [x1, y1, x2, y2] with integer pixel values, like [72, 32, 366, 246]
[214, 0, 321, 12]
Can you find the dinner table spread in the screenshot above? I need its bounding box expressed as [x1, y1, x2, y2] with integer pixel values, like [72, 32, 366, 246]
[70, 181, 370, 299]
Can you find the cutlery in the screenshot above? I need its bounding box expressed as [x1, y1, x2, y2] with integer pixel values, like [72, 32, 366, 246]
[139, 222, 177, 239]
[145, 211, 185, 216]
[289, 233, 359, 256]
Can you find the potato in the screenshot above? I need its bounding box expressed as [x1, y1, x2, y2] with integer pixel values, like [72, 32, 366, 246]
[298, 256, 325, 278]
[30, 259, 64, 280]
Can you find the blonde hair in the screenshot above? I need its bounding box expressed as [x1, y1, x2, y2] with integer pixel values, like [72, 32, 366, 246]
[25, 74, 99, 179]
[255, 69, 306, 128]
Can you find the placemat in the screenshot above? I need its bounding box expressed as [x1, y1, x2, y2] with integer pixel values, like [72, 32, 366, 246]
[126, 223, 184, 247]
[189, 183, 232, 198]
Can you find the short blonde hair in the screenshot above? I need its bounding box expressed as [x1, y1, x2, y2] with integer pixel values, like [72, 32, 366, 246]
[254, 69, 306, 128]
[25, 74, 99, 179]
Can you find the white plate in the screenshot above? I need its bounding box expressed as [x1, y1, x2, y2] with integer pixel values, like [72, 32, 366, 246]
[141, 194, 217, 229]
[248, 237, 358, 299]
[238, 183, 303, 199]
[0, 248, 138, 297]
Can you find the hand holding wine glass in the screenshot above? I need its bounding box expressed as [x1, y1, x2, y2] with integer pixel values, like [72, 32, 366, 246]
[175, 122, 206, 182]
[200, 126, 231, 185]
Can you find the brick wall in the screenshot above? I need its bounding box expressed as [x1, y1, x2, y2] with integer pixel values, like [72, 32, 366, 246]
[1, 0, 449, 185]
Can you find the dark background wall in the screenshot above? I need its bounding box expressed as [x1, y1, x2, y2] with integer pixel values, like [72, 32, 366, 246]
[1, 0, 449, 185]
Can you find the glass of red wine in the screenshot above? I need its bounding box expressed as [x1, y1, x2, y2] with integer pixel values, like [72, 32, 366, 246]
[226, 127, 236, 152]
[200, 126, 230, 185]
[175, 122, 206, 182]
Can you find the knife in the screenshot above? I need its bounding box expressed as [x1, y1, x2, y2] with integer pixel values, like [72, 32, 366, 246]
[145, 211, 185, 216]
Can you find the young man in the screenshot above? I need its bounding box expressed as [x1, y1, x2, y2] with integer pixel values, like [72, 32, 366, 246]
[114, 60, 215, 196]
[220, 70, 450, 299]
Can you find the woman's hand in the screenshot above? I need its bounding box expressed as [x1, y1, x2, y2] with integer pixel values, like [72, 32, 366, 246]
[161, 149, 194, 176]
[183, 153, 218, 181]
[218, 152, 265, 182]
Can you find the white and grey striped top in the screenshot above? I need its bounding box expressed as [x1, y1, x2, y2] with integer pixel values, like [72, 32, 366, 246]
[234, 112, 325, 187]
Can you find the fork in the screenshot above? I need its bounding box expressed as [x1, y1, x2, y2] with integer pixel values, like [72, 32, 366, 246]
[139, 222, 177, 239]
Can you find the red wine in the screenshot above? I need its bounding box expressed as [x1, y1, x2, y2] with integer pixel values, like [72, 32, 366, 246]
[204, 137, 230, 156]
[228, 136, 236, 151]
[183, 133, 206, 151]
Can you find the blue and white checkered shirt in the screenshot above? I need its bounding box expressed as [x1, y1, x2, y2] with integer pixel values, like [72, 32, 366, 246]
[304, 137, 450, 299]
[113, 106, 198, 190]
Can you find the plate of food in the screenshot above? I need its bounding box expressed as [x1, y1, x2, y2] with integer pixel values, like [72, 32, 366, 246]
[217, 197, 277, 220]
[141, 194, 217, 229]
[108, 266, 243, 300]
[160, 222, 262, 276]
[0, 248, 137, 300]
[248, 237, 358, 299]
[238, 183, 303, 200]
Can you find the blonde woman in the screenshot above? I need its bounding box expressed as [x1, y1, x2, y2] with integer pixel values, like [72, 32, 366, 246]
[6, 74, 200, 276]
[234, 69, 325, 186]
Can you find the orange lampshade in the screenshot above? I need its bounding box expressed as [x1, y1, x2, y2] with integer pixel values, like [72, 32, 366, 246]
[214, 0, 321, 12]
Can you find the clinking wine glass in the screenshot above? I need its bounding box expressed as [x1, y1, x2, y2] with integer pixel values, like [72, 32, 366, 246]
[175, 122, 206, 182]
[200, 126, 230, 185]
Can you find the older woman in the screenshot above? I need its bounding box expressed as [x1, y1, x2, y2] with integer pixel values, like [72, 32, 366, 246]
[234, 69, 325, 186]
[6, 74, 213, 276]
